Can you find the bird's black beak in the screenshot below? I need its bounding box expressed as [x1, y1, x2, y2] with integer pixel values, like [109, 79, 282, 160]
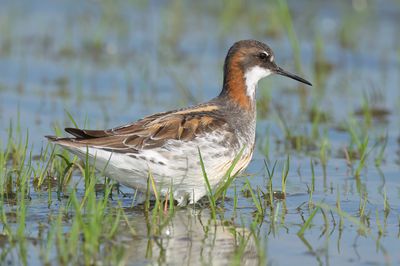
[275, 66, 312, 86]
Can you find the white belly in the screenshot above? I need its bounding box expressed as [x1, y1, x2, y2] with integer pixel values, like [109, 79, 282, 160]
[66, 132, 254, 205]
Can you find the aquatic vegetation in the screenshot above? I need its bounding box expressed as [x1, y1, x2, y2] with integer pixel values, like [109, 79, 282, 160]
[0, 0, 399, 265]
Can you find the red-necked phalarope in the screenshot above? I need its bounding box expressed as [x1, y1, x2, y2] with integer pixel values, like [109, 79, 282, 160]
[46, 40, 312, 205]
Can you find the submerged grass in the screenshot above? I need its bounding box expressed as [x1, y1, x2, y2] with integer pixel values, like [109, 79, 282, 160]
[0, 120, 131, 264]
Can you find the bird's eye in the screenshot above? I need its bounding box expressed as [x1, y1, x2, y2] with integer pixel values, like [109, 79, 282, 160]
[259, 52, 268, 60]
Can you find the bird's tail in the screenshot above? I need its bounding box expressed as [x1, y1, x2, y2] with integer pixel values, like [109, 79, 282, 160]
[45, 135, 83, 148]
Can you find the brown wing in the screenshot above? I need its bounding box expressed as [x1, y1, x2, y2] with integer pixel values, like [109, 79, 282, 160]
[64, 110, 173, 139]
[58, 104, 227, 153]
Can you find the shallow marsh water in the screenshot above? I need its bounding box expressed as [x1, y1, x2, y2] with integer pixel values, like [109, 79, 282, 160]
[0, 0, 399, 265]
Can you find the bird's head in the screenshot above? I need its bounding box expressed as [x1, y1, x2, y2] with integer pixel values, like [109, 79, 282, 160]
[221, 40, 311, 109]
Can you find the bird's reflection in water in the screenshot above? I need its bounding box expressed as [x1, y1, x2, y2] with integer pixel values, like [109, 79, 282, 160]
[116, 208, 258, 265]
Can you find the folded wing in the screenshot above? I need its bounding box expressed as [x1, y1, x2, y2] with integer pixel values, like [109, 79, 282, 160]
[48, 105, 228, 154]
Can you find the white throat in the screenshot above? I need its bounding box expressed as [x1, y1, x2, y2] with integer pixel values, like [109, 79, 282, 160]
[244, 66, 272, 101]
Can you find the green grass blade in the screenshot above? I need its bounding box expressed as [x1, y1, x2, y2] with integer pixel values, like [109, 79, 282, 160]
[298, 207, 320, 236]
